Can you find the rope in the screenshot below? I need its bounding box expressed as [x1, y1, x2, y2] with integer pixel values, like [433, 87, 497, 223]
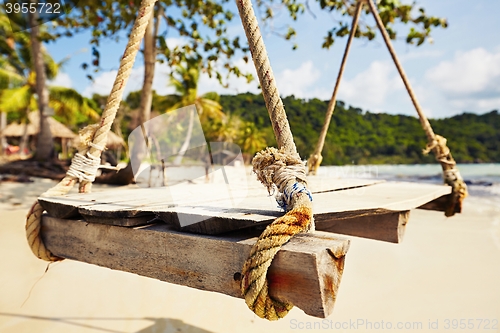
[308, 0, 363, 175]
[236, 0, 298, 159]
[25, 0, 158, 261]
[366, 0, 467, 215]
[423, 135, 468, 216]
[236, 0, 314, 319]
[242, 148, 313, 320]
[66, 153, 101, 182]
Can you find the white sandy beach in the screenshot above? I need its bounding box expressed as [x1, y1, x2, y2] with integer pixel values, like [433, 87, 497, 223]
[0, 178, 499, 333]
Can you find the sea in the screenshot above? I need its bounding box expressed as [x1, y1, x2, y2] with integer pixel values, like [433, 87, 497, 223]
[136, 161, 500, 202]
[318, 163, 500, 200]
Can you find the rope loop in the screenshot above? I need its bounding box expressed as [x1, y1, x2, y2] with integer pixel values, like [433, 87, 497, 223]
[423, 134, 468, 216]
[66, 152, 101, 182]
[239, 147, 314, 320]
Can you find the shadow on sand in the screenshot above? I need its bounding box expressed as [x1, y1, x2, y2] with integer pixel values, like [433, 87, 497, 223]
[0, 312, 214, 333]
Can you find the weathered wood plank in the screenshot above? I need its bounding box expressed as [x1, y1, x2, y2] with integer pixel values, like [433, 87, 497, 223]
[38, 180, 450, 242]
[38, 178, 381, 228]
[312, 181, 450, 214]
[315, 210, 409, 243]
[418, 193, 460, 214]
[41, 215, 350, 319]
[38, 178, 382, 218]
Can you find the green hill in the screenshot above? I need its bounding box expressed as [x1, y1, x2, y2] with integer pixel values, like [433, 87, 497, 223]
[219, 93, 500, 165]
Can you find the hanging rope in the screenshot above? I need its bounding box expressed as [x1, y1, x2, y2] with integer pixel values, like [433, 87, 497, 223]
[236, 0, 314, 320]
[365, 0, 467, 216]
[308, 0, 363, 176]
[25, 0, 158, 261]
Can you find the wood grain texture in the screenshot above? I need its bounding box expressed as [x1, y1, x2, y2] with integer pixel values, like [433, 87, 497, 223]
[41, 215, 350, 318]
[418, 193, 460, 214]
[315, 210, 409, 243]
[38, 179, 450, 241]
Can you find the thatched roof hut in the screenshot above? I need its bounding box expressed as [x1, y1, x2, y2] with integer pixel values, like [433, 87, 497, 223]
[1, 112, 76, 139]
[1, 112, 125, 153]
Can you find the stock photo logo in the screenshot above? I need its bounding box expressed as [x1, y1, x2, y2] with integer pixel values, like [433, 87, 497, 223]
[128, 105, 249, 228]
[2, 0, 78, 31]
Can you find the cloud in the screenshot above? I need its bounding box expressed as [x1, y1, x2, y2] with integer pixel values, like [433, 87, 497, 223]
[399, 49, 445, 62]
[199, 60, 323, 99]
[198, 58, 260, 95]
[276, 61, 321, 98]
[82, 62, 174, 98]
[337, 60, 405, 111]
[425, 48, 500, 112]
[48, 73, 72, 88]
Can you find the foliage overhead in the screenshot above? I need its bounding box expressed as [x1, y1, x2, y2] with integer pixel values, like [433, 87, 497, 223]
[48, 0, 446, 85]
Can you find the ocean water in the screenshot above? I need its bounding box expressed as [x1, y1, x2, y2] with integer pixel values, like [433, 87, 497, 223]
[318, 163, 500, 199]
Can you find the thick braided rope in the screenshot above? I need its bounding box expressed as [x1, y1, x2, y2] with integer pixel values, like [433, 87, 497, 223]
[236, 0, 314, 319]
[242, 148, 313, 320]
[366, 0, 467, 215]
[236, 0, 297, 158]
[25, 0, 157, 261]
[423, 135, 468, 216]
[308, 0, 363, 175]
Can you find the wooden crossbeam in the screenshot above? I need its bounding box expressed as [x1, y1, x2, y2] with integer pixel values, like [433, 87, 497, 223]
[42, 215, 350, 318]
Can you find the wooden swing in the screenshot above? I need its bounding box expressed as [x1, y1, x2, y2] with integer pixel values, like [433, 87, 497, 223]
[26, 0, 459, 321]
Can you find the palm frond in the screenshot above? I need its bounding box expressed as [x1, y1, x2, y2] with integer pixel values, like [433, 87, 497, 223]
[0, 60, 24, 88]
[0, 85, 32, 113]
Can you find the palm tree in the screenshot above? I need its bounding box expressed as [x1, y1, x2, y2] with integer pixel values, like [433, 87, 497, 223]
[0, 46, 99, 157]
[164, 60, 225, 165]
[0, 56, 24, 154]
[166, 62, 225, 120]
[28, 8, 53, 160]
[237, 121, 267, 164]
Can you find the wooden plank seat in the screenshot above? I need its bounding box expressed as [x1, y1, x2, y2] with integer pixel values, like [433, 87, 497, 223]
[38, 177, 451, 243]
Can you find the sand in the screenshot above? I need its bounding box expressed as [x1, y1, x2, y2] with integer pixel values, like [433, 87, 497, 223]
[0, 178, 499, 333]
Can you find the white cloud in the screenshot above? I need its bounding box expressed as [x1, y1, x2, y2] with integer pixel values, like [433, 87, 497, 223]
[48, 73, 72, 88]
[425, 48, 500, 112]
[82, 62, 174, 98]
[198, 58, 260, 95]
[165, 37, 186, 49]
[199, 60, 323, 99]
[399, 49, 445, 62]
[426, 48, 500, 95]
[276, 61, 321, 98]
[338, 61, 405, 111]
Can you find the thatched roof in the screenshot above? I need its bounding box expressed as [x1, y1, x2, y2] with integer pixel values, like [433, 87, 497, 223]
[1, 112, 77, 139]
[72, 130, 125, 150]
[1, 112, 125, 150]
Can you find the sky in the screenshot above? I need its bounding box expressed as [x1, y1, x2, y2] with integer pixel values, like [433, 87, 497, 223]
[45, 0, 500, 119]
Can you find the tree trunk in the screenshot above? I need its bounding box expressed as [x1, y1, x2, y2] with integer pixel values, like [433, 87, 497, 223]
[138, 10, 158, 127]
[0, 111, 6, 155]
[130, 6, 162, 171]
[19, 120, 29, 156]
[29, 5, 54, 161]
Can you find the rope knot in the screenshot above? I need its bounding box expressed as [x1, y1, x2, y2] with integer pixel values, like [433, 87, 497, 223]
[66, 152, 101, 182]
[240, 147, 315, 320]
[307, 153, 323, 175]
[423, 134, 468, 216]
[423, 135, 452, 164]
[252, 147, 312, 213]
